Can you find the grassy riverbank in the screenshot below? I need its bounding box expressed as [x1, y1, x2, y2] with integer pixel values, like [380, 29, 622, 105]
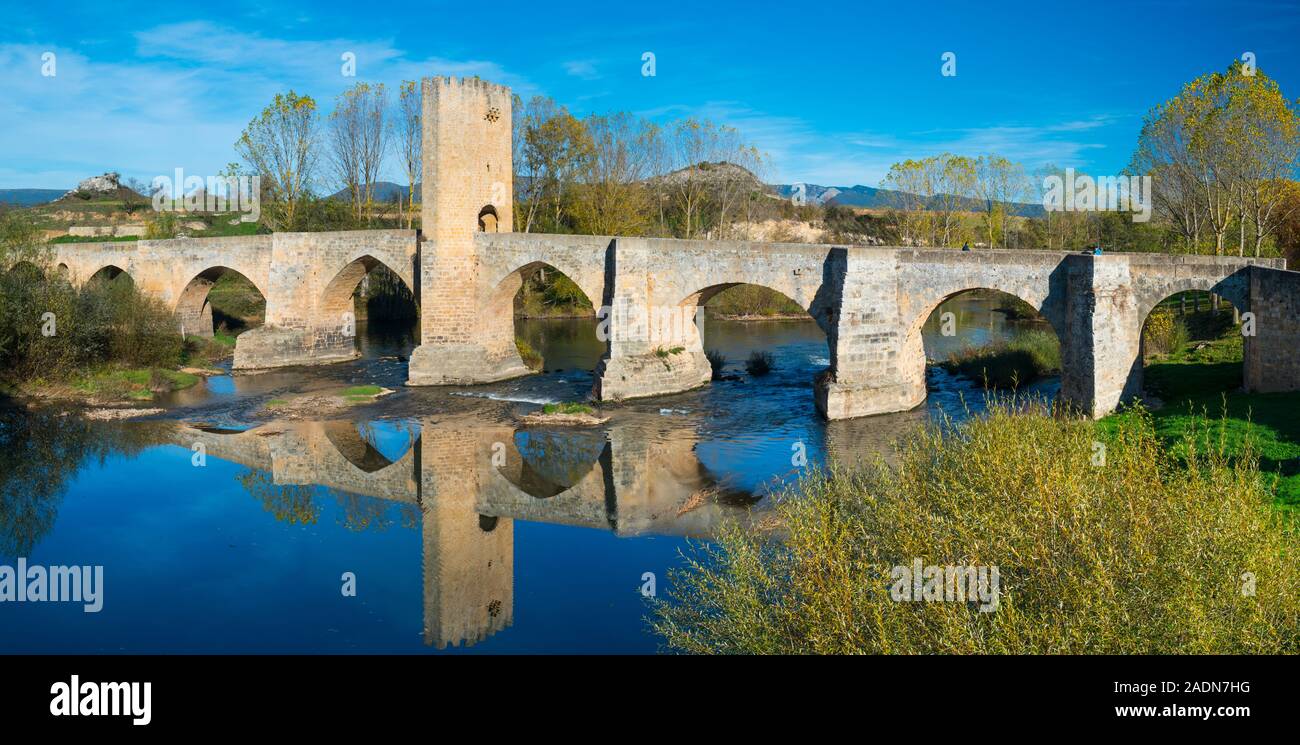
[652, 401, 1300, 654]
[1104, 320, 1300, 508]
[0, 244, 227, 403]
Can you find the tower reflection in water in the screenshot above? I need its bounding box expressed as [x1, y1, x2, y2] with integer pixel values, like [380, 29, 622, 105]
[177, 413, 766, 649]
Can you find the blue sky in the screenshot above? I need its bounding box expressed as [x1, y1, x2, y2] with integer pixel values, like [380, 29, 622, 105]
[3, 0, 1299, 190]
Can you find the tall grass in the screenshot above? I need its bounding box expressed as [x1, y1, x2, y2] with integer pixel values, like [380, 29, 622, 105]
[942, 329, 1060, 387]
[651, 401, 1300, 654]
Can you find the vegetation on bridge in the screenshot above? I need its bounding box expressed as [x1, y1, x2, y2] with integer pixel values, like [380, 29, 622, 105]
[0, 212, 203, 402]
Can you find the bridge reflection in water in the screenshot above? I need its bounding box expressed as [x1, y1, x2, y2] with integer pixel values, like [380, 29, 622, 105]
[173, 414, 785, 649]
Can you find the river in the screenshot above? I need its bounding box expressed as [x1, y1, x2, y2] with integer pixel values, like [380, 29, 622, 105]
[0, 292, 1055, 653]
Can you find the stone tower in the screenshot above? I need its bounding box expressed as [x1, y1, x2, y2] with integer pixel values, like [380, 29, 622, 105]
[407, 76, 525, 385]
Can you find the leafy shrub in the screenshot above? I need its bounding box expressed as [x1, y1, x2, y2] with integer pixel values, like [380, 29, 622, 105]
[1144, 311, 1190, 357]
[745, 350, 774, 376]
[0, 264, 182, 381]
[705, 349, 728, 380]
[652, 401, 1300, 654]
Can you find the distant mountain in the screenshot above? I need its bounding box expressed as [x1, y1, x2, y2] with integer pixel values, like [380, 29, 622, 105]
[775, 182, 1045, 218]
[0, 188, 65, 207]
[328, 182, 420, 203]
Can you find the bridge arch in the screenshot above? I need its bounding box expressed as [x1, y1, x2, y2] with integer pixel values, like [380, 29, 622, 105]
[320, 253, 420, 352]
[1133, 276, 1248, 328]
[487, 260, 601, 372]
[1135, 287, 1247, 402]
[903, 286, 1065, 397]
[678, 282, 827, 381]
[175, 266, 268, 338]
[492, 428, 608, 501]
[322, 254, 414, 317]
[478, 205, 499, 233]
[5, 259, 46, 280]
[87, 264, 132, 286]
[320, 420, 420, 477]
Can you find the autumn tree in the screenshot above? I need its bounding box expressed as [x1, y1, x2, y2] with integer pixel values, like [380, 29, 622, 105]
[1130, 61, 1300, 255]
[973, 155, 1029, 249]
[236, 91, 320, 230]
[571, 113, 658, 236]
[515, 96, 593, 232]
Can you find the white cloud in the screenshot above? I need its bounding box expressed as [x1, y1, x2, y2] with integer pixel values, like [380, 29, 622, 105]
[0, 24, 533, 189]
[562, 59, 601, 80]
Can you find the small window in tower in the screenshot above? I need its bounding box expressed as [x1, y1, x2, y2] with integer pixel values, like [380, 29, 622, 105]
[478, 205, 499, 232]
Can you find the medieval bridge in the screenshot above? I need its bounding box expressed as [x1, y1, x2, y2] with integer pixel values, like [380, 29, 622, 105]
[20, 76, 1300, 418]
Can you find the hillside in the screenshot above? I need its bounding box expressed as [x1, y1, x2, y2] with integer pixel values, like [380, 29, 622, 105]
[775, 182, 1045, 217]
[328, 181, 420, 204]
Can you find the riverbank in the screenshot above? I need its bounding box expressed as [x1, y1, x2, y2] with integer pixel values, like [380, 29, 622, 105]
[652, 399, 1300, 654]
[0, 332, 234, 407]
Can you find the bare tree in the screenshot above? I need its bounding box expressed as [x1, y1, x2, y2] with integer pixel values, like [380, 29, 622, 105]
[328, 82, 388, 225]
[396, 81, 422, 229]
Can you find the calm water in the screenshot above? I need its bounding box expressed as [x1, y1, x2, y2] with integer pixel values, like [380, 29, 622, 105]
[0, 295, 1053, 653]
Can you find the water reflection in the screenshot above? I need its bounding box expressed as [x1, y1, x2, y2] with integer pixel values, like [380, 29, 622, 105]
[0, 295, 1060, 653]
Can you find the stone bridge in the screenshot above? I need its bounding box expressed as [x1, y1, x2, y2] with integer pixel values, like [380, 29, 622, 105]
[12, 75, 1300, 418]
[167, 415, 760, 647]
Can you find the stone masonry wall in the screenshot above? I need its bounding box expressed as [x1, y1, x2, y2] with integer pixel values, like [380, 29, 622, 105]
[1245, 266, 1300, 393]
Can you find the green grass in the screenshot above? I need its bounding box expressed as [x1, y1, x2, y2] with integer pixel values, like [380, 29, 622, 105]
[1105, 385, 1300, 508]
[1143, 334, 1243, 400]
[342, 385, 382, 397]
[1103, 309, 1300, 508]
[48, 234, 140, 244]
[67, 366, 200, 401]
[265, 398, 289, 408]
[541, 401, 595, 415]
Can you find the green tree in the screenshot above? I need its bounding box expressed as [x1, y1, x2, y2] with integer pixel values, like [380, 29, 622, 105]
[236, 91, 320, 231]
